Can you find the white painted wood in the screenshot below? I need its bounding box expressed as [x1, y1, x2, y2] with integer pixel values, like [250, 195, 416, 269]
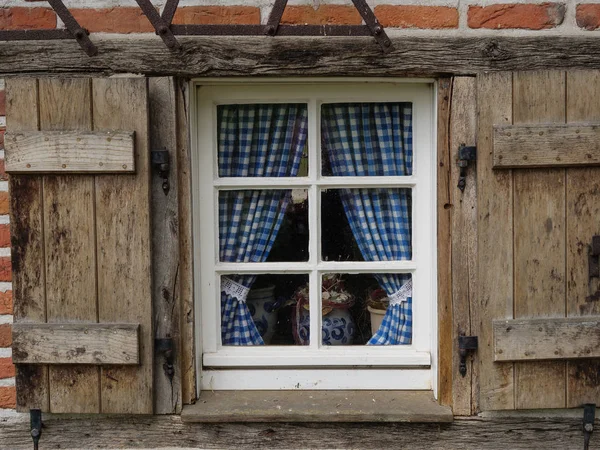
[193, 81, 436, 391]
[4, 131, 135, 173]
[201, 369, 432, 391]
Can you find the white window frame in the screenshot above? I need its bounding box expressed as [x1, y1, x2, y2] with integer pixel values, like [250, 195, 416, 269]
[191, 79, 438, 391]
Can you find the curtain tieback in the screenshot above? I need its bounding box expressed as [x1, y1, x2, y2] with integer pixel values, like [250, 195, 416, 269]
[221, 276, 250, 302]
[388, 279, 412, 306]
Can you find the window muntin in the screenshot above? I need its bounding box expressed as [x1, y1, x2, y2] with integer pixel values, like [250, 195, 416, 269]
[195, 82, 435, 389]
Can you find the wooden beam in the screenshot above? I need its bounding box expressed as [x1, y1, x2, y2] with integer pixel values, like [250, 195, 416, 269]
[5, 130, 135, 173]
[494, 317, 600, 361]
[6, 36, 600, 76]
[12, 323, 140, 365]
[494, 124, 600, 168]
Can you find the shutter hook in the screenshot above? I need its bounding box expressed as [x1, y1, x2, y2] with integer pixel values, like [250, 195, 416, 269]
[30, 409, 42, 450]
[151, 149, 171, 196]
[584, 403, 595, 450]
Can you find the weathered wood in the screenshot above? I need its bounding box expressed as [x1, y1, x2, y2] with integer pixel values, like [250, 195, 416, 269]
[39, 77, 100, 414]
[449, 77, 478, 416]
[93, 77, 153, 414]
[176, 78, 197, 405]
[494, 318, 600, 361]
[182, 391, 452, 423]
[4, 130, 136, 173]
[565, 71, 600, 407]
[436, 77, 453, 410]
[476, 73, 514, 411]
[0, 414, 596, 449]
[8, 36, 600, 76]
[6, 78, 50, 413]
[493, 124, 600, 168]
[12, 323, 140, 365]
[149, 77, 182, 414]
[512, 71, 566, 410]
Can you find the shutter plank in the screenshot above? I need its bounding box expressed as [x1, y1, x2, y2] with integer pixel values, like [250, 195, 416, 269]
[39, 78, 100, 414]
[6, 78, 50, 412]
[477, 72, 514, 411]
[93, 78, 153, 414]
[512, 71, 567, 410]
[13, 323, 140, 364]
[565, 71, 600, 407]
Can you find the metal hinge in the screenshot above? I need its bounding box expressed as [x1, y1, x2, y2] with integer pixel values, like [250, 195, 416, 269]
[30, 409, 42, 450]
[155, 337, 175, 381]
[151, 149, 171, 196]
[457, 144, 477, 192]
[584, 403, 596, 450]
[458, 335, 478, 377]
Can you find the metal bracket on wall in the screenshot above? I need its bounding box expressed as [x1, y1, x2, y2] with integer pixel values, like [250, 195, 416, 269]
[152, 149, 171, 196]
[458, 335, 478, 377]
[30, 409, 42, 450]
[457, 144, 477, 192]
[155, 338, 175, 381]
[583, 403, 595, 450]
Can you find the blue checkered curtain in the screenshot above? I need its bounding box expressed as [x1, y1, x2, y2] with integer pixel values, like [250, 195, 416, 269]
[218, 103, 308, 345]
[322, 103, 413, 345]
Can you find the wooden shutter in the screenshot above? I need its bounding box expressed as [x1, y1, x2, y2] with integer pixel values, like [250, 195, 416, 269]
[476, 71, 600, 411]
[6, 77, 153, 414]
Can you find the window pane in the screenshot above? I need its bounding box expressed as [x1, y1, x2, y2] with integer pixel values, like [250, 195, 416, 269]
[315, 273, 412, 346]
[321, 188, 412, 262]
[219, 189, 308, 263]
[217, 103, 308, 177]
[221, 274, 309, 346]
[321, 102, 413, 177]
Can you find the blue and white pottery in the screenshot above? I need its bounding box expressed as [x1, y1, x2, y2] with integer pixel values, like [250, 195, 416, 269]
[295, 307, 355, 346]
[246, 285, 278, 344]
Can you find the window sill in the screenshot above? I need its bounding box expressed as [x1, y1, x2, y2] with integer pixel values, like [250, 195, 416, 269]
[181, 390, 452, 423]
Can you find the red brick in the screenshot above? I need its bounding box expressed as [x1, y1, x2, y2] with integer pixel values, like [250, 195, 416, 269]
[0, 358, 14, 379]
[375, 5, 458, 29]
[468, 3, 565, 30]
[0, 129, 4, 151]
[0, 324, 10, 347]
[70, 8, 155, 33]
[576, 4, 600, 30]
[0, 159, 6, 182]
[281, 5, 362, 25]
[0, 90, 5, 116]
[0, 386, 16, 409]
[0, 224, 9, 248]
[173, 6, 260, 25]
[0, 7, 56, 30]
[0, 291, 12, 315]
[0, 192, 8, 215]
[0, 258, 11, 282]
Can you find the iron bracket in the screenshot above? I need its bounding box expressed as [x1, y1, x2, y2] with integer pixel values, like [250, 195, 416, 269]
[136, 0, 181, 50]
[458, 335, 478, 377]
[352, 0, 393, 53]
[155, 337, 175, 381]
[47, 0, 97, 56]
[152, 149, 171, 195]
[30, 409, 42, 450]
[457, 144, 477, 192]
[584, 403, 595, 450]
[265, 0, 288, 36]
[589, 236, 600, 280]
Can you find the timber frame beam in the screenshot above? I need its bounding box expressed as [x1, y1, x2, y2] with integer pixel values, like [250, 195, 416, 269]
[4, 36, 600, 77]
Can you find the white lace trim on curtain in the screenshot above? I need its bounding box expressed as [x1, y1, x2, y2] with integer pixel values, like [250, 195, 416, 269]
[388, 279, 412, 306]
[221, 276, 250, 303]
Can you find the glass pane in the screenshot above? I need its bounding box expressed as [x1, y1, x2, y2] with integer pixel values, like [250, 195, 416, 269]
[219, 189, 308, 263]
[217, 103, 308, 177]
[321, 102, 413, 177]
[318, 273, 412, 346]
[221, 274, 309, 346]
[321, 188, 412, 261]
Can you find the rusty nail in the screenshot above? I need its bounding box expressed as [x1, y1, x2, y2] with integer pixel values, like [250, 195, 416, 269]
[107, 137, 112, 142]
[99, 162, 103, 166]
[122, 164, 127, 169]
[75, 29, 84, 39]
[374, 26, 382, 35]
[384, 39, 391, 47]
[588, 154, 593, 159]
[26, 164, 31, 168]
[62, 164, 66, 169]
[523, 155, 528, 160]
[506, 132, 511, 137]
[539, 131, 544, 136]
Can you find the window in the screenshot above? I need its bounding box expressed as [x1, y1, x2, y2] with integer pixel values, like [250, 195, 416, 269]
[193, 81, 436, 391]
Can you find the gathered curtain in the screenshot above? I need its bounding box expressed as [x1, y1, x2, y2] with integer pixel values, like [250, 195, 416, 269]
[322, 102, 413, 345]
[218, 104, 308, 345]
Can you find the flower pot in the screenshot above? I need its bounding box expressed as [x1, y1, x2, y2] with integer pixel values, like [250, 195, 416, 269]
[367, 305, 387, 336]
[246, 285, 278, 344]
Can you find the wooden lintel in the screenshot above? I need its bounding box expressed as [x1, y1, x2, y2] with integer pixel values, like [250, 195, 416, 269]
[493, 124, 600, 168]
[493, 317, 600, 361]
[4, 36, 600, 76]
[12, 323, 140, 365]
[5, 130, 135, 173]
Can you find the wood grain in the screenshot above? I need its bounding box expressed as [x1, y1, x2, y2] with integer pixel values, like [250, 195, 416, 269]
[38, 77, 100, 414]
[493, 318, 600, 361]
[476, 72, 514, 411]
[449, 77, 478, 416]
[493, 124, 600, 168]
[565, 71, 600, 407]
[149, 77, 182, 414]
[4, 131, 135, 173]
[6, 78, 50, 413]
[12, 323, 140, 365]
[7, 36, 600, 76]
[93, 77, 153, 414]
[512, 71, 567, 410]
